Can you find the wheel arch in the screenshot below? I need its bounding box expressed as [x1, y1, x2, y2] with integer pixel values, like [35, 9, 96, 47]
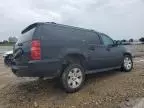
[63, 53, 87, 66]
[58, 53, 87, 76]
[123, 52, 133, 57]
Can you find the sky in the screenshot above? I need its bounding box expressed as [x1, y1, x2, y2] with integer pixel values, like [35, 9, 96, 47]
[0, 0, 144, 40]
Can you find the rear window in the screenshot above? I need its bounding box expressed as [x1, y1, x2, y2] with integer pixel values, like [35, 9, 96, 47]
[17, 28, 35, 43]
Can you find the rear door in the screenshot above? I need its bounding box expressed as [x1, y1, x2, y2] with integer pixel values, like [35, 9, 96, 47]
[86, 32, 105, 70]
[13, 26, 37, 65]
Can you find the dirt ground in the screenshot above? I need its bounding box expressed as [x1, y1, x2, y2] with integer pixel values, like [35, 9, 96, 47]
[0, 57, 144, 108]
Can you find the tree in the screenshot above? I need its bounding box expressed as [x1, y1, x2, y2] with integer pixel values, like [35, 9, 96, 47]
[139, 37, 144, 42]
[129, 38, 134, 42]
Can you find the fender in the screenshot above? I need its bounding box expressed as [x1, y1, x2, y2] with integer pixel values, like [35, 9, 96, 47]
[124, 51, 134, 57]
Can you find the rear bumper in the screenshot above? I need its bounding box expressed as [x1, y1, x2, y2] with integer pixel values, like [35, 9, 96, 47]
[11, 59, 61, 77]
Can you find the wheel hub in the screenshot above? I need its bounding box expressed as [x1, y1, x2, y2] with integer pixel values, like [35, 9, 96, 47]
[67, 68, 83, 88]
[124, 57, 132, 70]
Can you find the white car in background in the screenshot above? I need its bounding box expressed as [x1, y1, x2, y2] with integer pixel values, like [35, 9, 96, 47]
[3, 50, 13, 66]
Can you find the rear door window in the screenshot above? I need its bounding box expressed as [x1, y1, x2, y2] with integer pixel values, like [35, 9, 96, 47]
[85, 31, 101, 44]
[17, 28, 36, 43]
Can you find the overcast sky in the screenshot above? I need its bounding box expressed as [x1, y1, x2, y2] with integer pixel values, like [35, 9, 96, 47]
[0, 0, 144, 40]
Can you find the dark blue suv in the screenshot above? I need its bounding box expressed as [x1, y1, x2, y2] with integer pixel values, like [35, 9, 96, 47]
[12, 22, 133, 93]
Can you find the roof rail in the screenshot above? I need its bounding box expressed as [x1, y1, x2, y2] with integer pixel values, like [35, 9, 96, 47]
[45, 22, 56, 24]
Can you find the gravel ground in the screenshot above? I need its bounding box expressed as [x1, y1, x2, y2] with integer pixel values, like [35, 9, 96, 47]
[0, 57, 144, 108]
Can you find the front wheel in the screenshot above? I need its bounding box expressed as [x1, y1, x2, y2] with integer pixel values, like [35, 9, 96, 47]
[61, 64, 85, 93]
[121, 55, 133, 72]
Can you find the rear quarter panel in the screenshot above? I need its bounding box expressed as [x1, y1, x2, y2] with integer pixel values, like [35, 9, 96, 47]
[39, 24, 88, 60]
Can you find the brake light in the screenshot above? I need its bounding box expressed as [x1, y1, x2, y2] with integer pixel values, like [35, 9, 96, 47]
[31, 40, 41, 60]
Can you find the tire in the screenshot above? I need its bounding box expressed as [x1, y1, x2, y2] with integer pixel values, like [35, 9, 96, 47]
[4, 55, 13, 66]
[61, 64, 85, 93]
[121, 55, 133, 72]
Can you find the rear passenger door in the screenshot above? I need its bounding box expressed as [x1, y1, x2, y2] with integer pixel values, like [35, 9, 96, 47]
[87, 32, 106, 70]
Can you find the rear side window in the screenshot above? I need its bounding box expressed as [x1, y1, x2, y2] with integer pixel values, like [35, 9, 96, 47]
[17, 28, 35, 43]
[41, 24, 100, 44]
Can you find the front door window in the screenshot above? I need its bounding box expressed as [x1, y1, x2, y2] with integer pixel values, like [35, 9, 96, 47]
[101, 34, 114, 46]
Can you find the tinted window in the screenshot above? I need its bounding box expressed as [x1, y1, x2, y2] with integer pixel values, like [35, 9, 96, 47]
[41, 25, 77, 40]
[85, 31, 100, 44]
[42, 24, 100, 44]
[17, 28, 35, 43]
[101, 34, 114, 46]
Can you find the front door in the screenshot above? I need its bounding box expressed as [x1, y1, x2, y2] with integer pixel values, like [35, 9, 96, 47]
[99, 34, 123, 68]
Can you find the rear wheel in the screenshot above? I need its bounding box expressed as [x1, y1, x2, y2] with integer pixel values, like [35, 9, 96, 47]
[61, 64, 85, 93]
[121, 55, 133, 72]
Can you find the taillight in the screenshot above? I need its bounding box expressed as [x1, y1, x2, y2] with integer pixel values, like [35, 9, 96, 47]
[31, 40, 41, 60]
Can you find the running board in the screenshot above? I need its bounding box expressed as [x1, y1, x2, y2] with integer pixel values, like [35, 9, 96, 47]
[86, 66, 121, 74]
